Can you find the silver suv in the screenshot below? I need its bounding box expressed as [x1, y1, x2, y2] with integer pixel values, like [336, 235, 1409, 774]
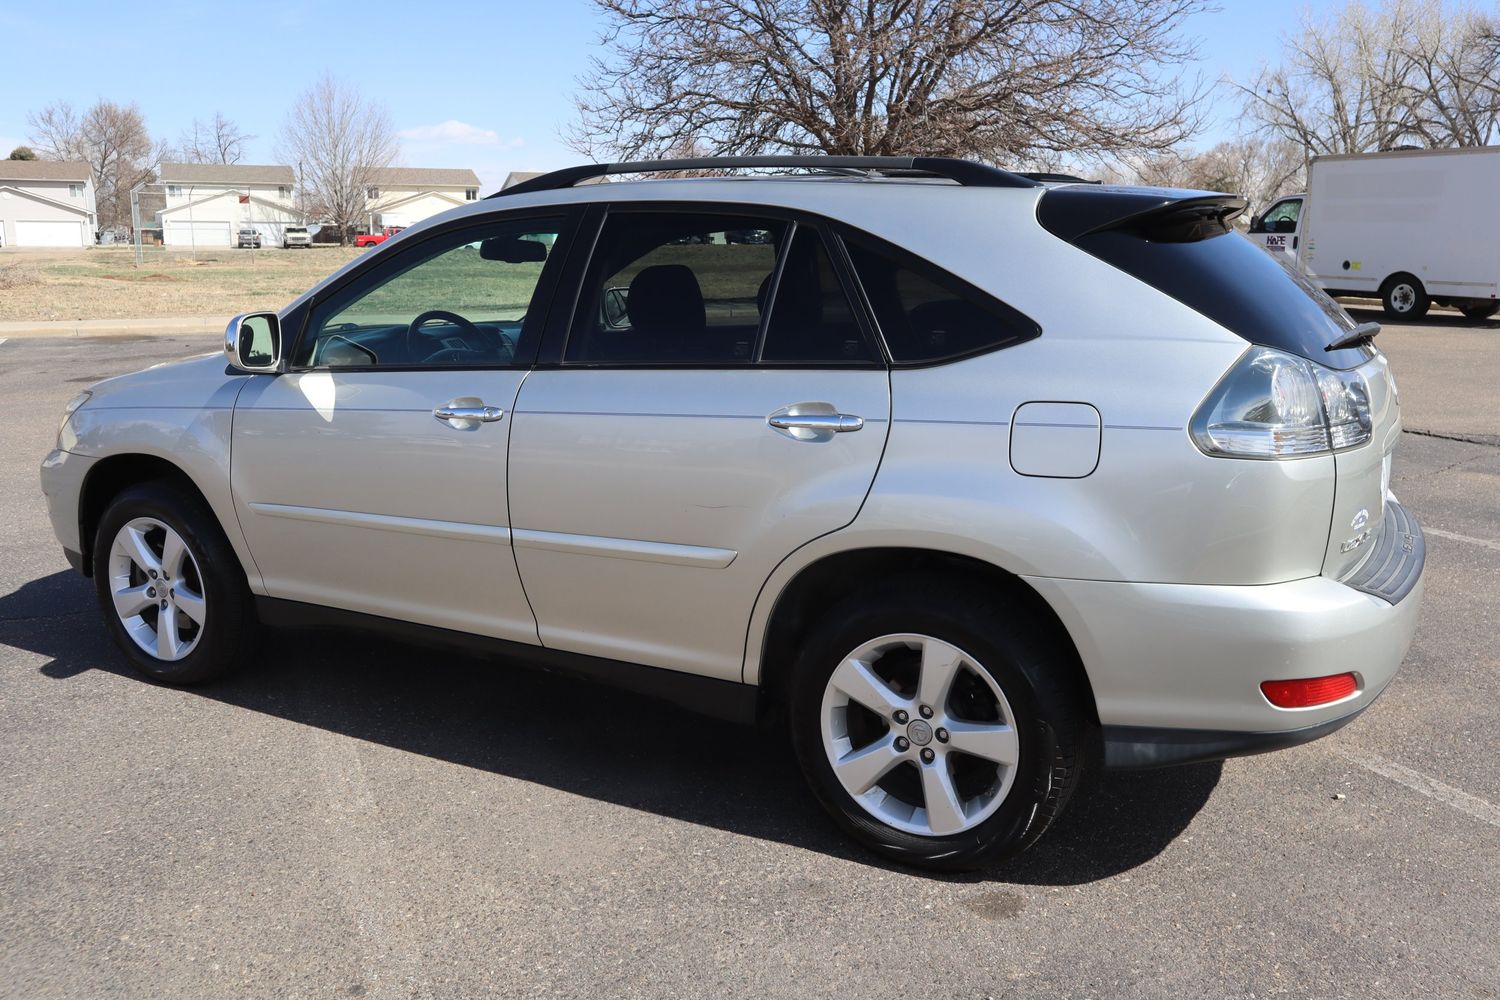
[39, 157, 1424, 869]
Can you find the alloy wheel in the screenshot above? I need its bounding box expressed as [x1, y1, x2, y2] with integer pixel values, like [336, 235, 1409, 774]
[107, 517, 207, 661]
[819, 633, 1020, 837]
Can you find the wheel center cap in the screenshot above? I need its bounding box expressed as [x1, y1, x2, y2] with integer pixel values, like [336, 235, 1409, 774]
[906, 719, 933, 746]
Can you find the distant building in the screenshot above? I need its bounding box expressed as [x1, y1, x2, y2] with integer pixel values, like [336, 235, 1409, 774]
[0, 160, 97, 248]
[363, 167, 482, 230]
[156, 163, 299, 247]
[502, 171, 544, 191]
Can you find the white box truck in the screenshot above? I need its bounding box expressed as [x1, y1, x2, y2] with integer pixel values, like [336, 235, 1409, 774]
[1247, 146, 1500, 321]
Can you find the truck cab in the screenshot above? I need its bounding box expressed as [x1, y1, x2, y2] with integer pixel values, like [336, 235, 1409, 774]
[1247, 195, 1303, 260]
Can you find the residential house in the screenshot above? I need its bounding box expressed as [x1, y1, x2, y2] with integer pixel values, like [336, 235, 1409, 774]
[0, 160, 97, 248]
[364, 167, 481, 230]
[156, 163, 299, 247]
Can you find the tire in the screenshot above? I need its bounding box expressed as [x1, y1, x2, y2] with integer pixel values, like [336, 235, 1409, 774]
[1381, 274, 1429, 320]
[787, 575, 1088, 871]
[1460, 301, 1499, 321]
[92, 481, 257, 685]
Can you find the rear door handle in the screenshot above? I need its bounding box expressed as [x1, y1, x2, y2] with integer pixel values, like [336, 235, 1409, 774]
[768, 413, 863, 433]
[433, 404, 505, 424]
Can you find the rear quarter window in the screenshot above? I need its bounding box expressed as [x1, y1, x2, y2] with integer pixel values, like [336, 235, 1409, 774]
[840, 234, 1040, 365]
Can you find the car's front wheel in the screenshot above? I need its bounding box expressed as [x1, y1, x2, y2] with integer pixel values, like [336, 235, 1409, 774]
[788, 576, 1087, 871]
[92, 482, 256, 685]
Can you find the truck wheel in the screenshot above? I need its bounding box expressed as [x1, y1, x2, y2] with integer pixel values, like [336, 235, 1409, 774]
[787, 574, 1088, 871]
[92, 482, 257, 685]
[1460, 301, 1499, 321]
[1381, 275, 1429, 320]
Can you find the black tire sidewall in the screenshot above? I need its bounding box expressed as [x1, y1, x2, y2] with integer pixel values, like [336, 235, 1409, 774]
[788, 579, 1082, 870]
[91, 482, 253, 685]
[1383, 276, 1429, 319]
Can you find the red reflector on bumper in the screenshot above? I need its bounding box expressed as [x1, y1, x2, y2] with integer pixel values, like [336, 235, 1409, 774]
[1260, 673, 1359, 708]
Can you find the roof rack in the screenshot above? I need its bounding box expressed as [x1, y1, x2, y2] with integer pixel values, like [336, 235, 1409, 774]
[1018, 172, 1102, 185]
[491, 156, 1041, 198]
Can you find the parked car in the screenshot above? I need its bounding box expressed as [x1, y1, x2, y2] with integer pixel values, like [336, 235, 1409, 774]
[354, 225, 405, 248]
[236, 228, 262, 249]
[1248, 146, 1500, 321]
[282, 226, 312, 250]
[40, 156, 1424, 870]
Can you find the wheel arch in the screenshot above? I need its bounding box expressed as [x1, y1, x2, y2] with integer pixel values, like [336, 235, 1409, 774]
[752, 546, 1100, 725]
[77, 454, 245, 583]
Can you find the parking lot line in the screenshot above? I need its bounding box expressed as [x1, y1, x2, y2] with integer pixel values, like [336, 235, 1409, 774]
[1423, 526, 1500, 553]
[1338, 748, 1500, 828]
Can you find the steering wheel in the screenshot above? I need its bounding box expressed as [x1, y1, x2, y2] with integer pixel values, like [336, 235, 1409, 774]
[406, 309, 484, 362]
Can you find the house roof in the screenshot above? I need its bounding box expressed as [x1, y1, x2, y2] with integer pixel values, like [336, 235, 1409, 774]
[503, 171, 544, 190]
[369, 166, 481, 188]
[158, 162, 295, 185]
[0, 159, 92, 182]
[0, 184, 92, 215]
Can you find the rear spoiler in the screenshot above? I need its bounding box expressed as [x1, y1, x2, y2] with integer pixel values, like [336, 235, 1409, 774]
[1037, 187, 1248, 244]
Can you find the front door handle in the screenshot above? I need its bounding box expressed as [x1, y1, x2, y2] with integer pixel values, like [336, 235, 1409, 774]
[433, 404, 505, 424]
[768, 413, 863, 433]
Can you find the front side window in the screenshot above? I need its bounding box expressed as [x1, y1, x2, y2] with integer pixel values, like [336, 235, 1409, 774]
[842, 235, 1039, 364]
[1259, 198, 1302, 232]
[295, 217, 563, 368]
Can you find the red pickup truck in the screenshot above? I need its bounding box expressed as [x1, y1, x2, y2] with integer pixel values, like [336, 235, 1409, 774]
[355, 226, 405, 248]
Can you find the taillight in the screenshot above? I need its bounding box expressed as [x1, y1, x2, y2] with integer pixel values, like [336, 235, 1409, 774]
[1260, 673, 1359, 708]
[1191, 348, 1372, 459]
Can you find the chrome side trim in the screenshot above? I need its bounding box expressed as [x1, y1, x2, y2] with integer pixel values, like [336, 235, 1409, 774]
[510, 527, 737, 568]
[247, 502, 513, 545]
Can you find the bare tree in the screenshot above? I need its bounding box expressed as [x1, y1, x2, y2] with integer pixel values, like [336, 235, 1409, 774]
[179, 112, 255, 164]
[1239, 0, 1500, 160]
[277, 75, 399, 244]
[571, 0, 1211, 163]
[27, 99, 166, 229]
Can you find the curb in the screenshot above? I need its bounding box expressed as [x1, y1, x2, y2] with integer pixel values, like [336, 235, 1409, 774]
[0, 317, 226, 340]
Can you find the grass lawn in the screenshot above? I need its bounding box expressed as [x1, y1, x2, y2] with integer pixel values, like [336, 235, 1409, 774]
[0, 246, 364, 322]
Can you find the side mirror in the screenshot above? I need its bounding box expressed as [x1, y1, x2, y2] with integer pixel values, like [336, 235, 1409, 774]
[1248, 214, 1264, 233]
[224, 312, 282, 372]
[603, 286, 630, 329]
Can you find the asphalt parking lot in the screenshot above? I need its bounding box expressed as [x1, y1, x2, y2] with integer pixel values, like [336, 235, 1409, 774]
[1, 320, 1497, 999]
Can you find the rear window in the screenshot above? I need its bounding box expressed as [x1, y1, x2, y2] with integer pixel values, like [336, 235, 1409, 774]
[841, 235, 1040, 364]
[1047, 190, 1372, 370]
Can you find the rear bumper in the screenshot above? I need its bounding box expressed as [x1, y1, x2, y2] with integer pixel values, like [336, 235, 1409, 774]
[1025, 509, 1424, 756]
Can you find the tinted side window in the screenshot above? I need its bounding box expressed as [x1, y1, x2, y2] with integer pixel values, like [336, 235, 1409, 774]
[759, 226, 873, 364]
[295, 217, 563, 367]
[842, 236, 1040, 364]
[568, 212, 786, 365]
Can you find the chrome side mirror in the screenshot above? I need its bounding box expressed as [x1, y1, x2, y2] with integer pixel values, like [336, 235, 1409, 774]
[224, 312, 282, 372]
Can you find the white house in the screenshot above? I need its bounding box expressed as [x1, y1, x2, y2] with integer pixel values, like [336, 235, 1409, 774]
[0, 160, 97, 248]
[156, 163, 299, 247]
[364, 167, 481, 230]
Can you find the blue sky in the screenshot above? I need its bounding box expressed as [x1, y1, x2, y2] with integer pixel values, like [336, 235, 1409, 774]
[0, 0, 1318, 193]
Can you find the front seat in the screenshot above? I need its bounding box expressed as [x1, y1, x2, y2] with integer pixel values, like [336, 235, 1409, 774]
[626, 264, 707, 360]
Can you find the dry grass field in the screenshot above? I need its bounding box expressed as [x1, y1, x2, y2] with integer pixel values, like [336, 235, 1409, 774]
[0, 246, 364, 322]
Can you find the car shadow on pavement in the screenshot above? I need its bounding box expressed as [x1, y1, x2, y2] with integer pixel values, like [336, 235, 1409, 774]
[3, 570, 1219, 886]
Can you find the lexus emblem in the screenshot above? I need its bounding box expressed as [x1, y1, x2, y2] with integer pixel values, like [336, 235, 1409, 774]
[1351, 508, 1369, 531]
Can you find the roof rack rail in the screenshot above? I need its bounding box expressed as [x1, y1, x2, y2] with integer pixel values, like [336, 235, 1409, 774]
[491, 155, 1041, 198]
[1018, 172, 1102, 185]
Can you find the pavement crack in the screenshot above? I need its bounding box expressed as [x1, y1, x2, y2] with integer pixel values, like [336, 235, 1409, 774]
[1402, 427, 1500, 448]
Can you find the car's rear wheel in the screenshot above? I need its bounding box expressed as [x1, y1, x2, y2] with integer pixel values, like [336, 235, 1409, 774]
[93, 482, 256, 685]
[788, 576, 1087, 870]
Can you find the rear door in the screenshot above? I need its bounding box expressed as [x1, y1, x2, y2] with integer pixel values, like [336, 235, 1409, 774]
[507, 207, 890, 681]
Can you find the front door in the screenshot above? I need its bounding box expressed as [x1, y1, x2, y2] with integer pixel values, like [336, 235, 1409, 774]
[231, 213, 570, 642]
[1250, 196, 1303, 260]
[508, 209, 891, 681]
